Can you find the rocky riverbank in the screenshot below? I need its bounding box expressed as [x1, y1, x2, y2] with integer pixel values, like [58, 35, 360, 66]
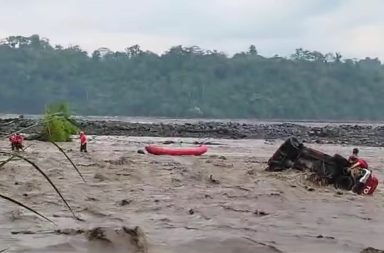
[1, 118, 384, 147]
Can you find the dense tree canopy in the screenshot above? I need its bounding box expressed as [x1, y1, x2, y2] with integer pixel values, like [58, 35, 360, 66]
[1, 35, 384, 120]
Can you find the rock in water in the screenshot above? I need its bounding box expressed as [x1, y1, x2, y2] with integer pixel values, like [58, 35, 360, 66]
[94, 173, 108, 181]
[85, 226, 148, 253]
[361, 247, 384, 253]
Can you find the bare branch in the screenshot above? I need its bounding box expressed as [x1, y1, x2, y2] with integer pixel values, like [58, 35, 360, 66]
[0, 194, 54, 224]
[0, 155, 16, 169]
[50, 141, 86, 183]
[0, 152, 78, 219]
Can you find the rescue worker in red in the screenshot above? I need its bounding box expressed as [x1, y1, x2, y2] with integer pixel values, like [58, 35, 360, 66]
[9, 134, 16, 150]
[9, 133, 24, 151]
[348, 148, 359, 163]
[79, 131, 87, 152]
[348, 154, 378, 195]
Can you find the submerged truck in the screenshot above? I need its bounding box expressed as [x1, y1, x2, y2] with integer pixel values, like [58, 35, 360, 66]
[266, 137, 354, 190]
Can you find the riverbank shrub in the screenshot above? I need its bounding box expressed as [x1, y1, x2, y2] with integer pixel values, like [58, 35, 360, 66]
[41, 102, 78, 142]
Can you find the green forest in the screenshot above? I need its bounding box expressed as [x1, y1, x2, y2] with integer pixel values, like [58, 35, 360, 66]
[1, 34, 383, 120]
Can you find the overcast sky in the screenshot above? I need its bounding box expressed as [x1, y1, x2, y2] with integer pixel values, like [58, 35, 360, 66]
[1, 0, 383, 59]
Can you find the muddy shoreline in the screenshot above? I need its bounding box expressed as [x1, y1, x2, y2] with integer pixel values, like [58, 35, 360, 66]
[1, 118, 384, 147]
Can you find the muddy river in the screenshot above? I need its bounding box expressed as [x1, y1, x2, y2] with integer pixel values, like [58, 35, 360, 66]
[0, 136, 383, 253]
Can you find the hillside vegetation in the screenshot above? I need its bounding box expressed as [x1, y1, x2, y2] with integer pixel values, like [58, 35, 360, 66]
[1, 35, 383, 120]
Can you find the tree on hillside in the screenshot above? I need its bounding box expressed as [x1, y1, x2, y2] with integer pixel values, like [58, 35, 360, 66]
[0, 35, 384, 120]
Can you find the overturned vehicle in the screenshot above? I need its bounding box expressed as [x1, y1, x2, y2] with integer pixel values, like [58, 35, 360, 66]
[266, 137, 354, 190]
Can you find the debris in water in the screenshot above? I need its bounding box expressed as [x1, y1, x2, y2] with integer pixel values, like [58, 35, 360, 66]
[316, 234, 335, 239]
[247, 169, 256, 175]
[56, 228, 85, 235]
[87, 227, 111, 244]
[221, 205, 251, 213]
[11, 230, 36, 235]
[86, 197, 99, 201]
[361, 247, 384, 253]
[254, 210, 269, 216]
[119, 199, 132, 206]
[184, 226, 199, 230]
[94, 173, 108, 181]
[209, 175, 220, 184]
[305, 186, 315, 192]
[83, 226, 148, 253]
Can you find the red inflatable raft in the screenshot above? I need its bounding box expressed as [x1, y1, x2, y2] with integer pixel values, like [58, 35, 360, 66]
[145, 144, 208, 156]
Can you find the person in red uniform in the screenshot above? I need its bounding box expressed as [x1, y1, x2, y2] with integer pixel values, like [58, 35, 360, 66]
[15, 133, 24, 151]
[348, 155, 378, 195]
[348, 148, 359, 163]
[79, 131, 87, 152]
[349, 156, 368, 170]
[9, 133, 24, 151]
[9, 134, 16, 150]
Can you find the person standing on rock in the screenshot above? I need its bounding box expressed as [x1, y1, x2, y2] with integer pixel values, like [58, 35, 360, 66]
[79, 131, 87, 152]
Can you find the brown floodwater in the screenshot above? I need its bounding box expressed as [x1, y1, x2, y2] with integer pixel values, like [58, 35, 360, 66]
[0, 136, 383, 253]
